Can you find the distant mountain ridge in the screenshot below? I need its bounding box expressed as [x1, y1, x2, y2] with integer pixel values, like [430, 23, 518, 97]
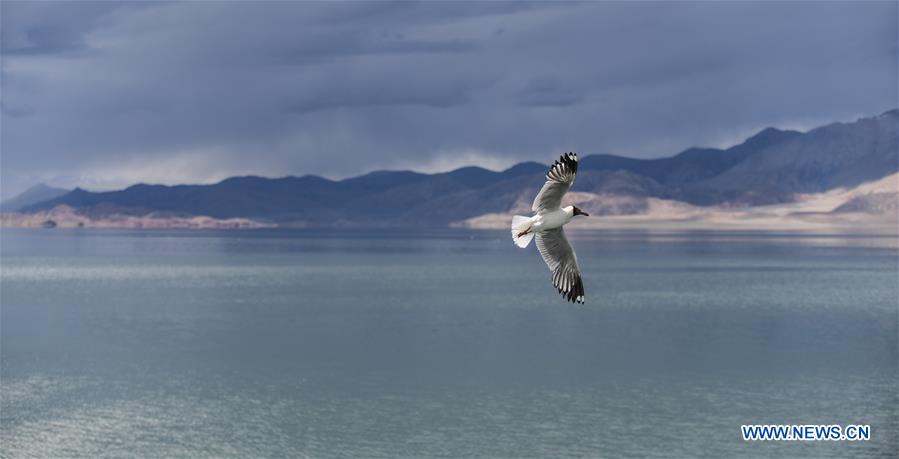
[0, 184, 69, 212]
[13, 109, 899, 228]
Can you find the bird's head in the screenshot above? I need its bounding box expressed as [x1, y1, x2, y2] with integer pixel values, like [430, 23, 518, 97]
[572, 206, 589, 217]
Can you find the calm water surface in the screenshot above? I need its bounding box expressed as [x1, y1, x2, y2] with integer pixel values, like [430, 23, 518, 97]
[1, 229, 897, 457]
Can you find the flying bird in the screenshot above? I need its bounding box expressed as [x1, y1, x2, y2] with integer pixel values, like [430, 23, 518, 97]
[511, 152, 589, 304]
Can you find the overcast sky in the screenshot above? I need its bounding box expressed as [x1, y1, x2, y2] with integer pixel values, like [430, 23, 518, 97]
[1, 1, 896, 197]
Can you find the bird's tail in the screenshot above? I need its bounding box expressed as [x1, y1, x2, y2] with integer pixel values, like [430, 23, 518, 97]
[511, 215, 535, 248]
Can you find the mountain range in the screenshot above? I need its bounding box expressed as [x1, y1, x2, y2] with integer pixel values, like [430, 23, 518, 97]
[0, 184, 69, 213]
[3, 109, 897, 229]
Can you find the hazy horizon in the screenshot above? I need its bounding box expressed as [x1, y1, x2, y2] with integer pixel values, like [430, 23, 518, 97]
[4, 108, 896, 197]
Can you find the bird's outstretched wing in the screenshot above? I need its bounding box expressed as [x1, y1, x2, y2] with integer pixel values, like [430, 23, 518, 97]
[532, 152, 578, 213]
[535, 227, 585, 304]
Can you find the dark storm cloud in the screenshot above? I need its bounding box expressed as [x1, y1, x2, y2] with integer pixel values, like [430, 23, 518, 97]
[1, 1, 896, 196]
[1, 2, 119, 55]
[519, 76, 583, 107]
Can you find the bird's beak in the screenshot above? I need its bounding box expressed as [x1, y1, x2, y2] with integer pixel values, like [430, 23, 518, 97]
[581, 211, 590, 217]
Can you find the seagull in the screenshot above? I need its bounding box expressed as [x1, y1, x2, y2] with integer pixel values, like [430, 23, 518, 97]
[511, 152, 589, 304]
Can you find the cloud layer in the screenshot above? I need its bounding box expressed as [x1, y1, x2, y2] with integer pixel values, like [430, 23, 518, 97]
[2, 1, 896, 196]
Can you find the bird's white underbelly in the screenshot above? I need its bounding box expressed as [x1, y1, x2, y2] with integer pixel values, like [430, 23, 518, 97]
[531, 209, 571, 232]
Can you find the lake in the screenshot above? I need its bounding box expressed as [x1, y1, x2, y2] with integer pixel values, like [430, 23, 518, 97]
[1, 228, 896, 457]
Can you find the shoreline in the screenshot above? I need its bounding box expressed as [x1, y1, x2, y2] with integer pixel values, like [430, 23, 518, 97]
[453, 212, 898, 234]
